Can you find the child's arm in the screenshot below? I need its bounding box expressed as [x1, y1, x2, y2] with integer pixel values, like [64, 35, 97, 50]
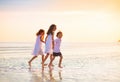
[40, 35, 45, 43]
[45, 35, 48, 43]
[52, 34, 54, 49]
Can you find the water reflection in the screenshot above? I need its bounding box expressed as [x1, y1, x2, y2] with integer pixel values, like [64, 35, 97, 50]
[29, 69, 62, 82]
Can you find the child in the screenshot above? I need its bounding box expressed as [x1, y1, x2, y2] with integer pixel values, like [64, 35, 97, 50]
[28, 29, 45, 69]
[43, 24, 57, 65]
[49, 31, 63, 68]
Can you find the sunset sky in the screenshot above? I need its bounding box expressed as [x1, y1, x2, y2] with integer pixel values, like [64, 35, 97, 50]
[0, 0, 120, 42]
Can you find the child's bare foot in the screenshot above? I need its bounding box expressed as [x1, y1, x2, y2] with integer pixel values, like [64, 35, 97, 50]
[48, 64, 51, 69]
[48, 64, 54, 70]
[41, 63, 47, 66]
[58, 66, 63, 68]
[44, 63, 48, 66]
[51, 64, 54, 67]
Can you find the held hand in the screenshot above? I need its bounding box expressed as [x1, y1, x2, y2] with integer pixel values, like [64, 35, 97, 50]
[52, 46, 54, 49]
[43, 41, 45, 43]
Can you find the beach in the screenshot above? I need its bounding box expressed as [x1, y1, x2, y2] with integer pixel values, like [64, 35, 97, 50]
[0, 42, 120, 82]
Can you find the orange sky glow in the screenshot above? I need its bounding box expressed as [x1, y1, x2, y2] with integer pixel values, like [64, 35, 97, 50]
[0, 0, 120, 42]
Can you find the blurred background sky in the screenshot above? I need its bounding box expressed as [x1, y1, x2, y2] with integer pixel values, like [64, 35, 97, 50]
[0, 0, 120, 42]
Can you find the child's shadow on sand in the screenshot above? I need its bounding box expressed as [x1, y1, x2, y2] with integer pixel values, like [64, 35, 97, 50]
[29, 69, 62, 82]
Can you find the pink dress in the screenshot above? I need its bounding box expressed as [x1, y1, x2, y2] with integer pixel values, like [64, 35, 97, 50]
[45, 34, 53, 54]
[32, 35, 44, 56]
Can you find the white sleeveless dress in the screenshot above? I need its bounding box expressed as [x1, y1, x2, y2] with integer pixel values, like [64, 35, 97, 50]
[45, 34, 53, 54]
[32, 35, 44, 56]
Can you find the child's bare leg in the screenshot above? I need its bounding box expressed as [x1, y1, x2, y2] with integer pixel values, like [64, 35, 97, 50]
[58, 55, 63, 68]
[49, 56, 55, 69]
[28, 56, 37, 68]
[50, 54, 53, 66]
[41, 55, 44, 70]
[43, 53, 49, 64]
[50, 54, 52, 60]
[41, 55, 47, 66]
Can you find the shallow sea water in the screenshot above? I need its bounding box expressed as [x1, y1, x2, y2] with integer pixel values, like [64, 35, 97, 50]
[0, 42, 120, 82]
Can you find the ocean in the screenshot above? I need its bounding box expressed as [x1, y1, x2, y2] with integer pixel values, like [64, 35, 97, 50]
[0, 42, 120, 82]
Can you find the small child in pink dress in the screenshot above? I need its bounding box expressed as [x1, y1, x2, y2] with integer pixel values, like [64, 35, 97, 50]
[28, 29, 45, 69]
